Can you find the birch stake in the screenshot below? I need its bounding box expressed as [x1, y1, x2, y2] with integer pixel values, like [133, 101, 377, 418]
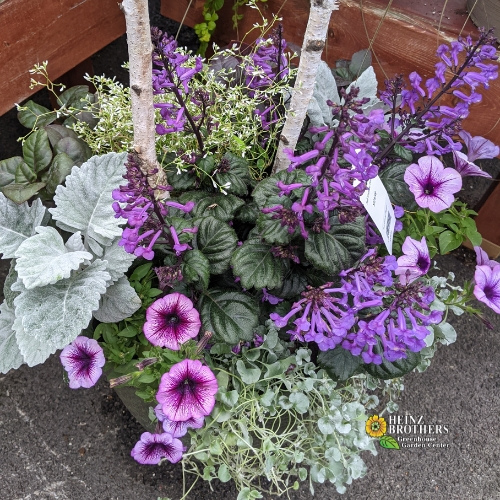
[272, 0, 339, 173]
[121, 0, 168, 190]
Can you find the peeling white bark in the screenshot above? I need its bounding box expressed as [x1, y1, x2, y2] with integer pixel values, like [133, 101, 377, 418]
[272, 0, 339, 173]
[121, 0, 168, 190]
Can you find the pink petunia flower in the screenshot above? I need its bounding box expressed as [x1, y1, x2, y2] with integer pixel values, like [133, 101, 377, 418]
[395, 236, 431, 285]
[156, 359, 218, 422]
[143, 293, 201, 350]
[473, 265, 500, 314]
[404, 156, 462, 212]
[130, 432, 184, 465]
[60, 336, 105, 389]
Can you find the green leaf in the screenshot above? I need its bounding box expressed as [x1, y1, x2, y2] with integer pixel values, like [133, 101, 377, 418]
[236, 360, 261, 384]
[15, 161, 37, 184]
[22, 129, 52, 173]
[57, 85, 90, 108]
[196, 216, 238, 274]
[379, 435, 400, 449]
[198, 288, 259, 343]
[317, 345, 362, 381]
[304, 217, 365, 275]
[252, 169, 310, 208]
[17, 100, 56, 129]
[393, 144, 413, 163]
[181, 192, 245, 221]
[349, 49, 372, 76]
[218, 464, 231, 482]
[44, 152, 75, 194]
[379, 162, 417, 209]
[182, 249, 210, 290]
[257, 213, 294, 245]
[54, 136, 92, 166]
[2, 182, 46, 204]
[235, 201, 260, 223]
[465, 227, 482, 246]
[438, 230, 462, 254]
[44, 124, 81, 148]
[214, 152, 251, 196]
[268, 267, 307, 299]
[362, 340, 422, 379]
[231, 239, 286, 290]
[129, 263, 152, 282]
[0, 157, 29, 187]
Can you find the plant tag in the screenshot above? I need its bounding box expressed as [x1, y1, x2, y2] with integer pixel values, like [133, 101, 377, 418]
[359, 175, 395, 254]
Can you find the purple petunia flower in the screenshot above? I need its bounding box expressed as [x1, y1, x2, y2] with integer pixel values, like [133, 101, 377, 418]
[474, 265, 500, 314]
[404, 156, 462, 212]
[130, 431, 184, 465]
[474, 245, 498, 269]
[395, 236, 431, 285]
[458, 131, 499, 161]
[156, 359, 218, 422]
[143, 293, 201, 350]
[60, 336, 105, 389]
[452, 151, 492, 178]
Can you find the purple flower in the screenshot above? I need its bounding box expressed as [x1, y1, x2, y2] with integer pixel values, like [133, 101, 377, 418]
[60, 336, 105, 389]
[130, 432, 184, 465]
[458, 131, 499, 161]
[474, 265, 500, 314]
[156, 359, 218, 422]
[474, 245, 498, 269]
[155, 404, 204, 437]
[404, 156, 462, 212]
[395, 236, 431, 285]
[452, 151, 492, 178]
[143, 293, 201, 350]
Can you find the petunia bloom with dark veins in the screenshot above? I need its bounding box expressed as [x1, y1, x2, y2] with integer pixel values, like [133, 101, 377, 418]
[404, 156, 462, 212]
[143, 293, 201, 350]
[130, 431, 184, 465]
[474, 264, 500, 314]
[156, 359, 218, 422]
[60, 336, 105, 389]
[395, 236, 431, 285]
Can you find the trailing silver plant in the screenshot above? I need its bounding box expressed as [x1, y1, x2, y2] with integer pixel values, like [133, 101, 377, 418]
[0, 152, 140, 373]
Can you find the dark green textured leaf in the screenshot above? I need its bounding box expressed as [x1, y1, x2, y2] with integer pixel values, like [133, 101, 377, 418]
[252, 169, 310, 209]
[235, 201, 260, 223]
[22, 129, 52, 173]
[379, 435, 400, 450]
[56, 85, 90, 108]
[257, 213, 294, 245]
[231, 239, 286, 290]
[197, 216, 238, 274]
[45, 152, 75, 194]
[44, 124, 81, 148]
[393, 144, 413, 163]
[269, 267, 307, 299]
[318, 346, 362, 381]
[214, 152, 251, 196]
[54, 137, 92, 166]
[1, 182, 46, 204]
[362, 340, 421, 379]
[0, 157, 28, 187]
[182, 249, 210, 290]
[17, 100, 56, 129]
[181, 192, 245, 221]
[198, 288, 259, 343]
[304, 216, 365, 274]
[15, 161, 37, 183]
[379, 162, 417, 209]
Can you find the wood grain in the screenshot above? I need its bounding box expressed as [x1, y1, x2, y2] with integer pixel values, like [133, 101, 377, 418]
[162, 0, 500, 144]
[0, 0, 126, 116]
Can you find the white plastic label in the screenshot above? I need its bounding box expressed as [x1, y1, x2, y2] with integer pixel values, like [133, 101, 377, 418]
[359, 175, 395, 254]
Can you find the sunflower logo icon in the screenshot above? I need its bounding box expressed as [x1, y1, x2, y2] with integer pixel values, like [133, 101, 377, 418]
[366, 415, 387, 438]
[366, 415, 400, 449]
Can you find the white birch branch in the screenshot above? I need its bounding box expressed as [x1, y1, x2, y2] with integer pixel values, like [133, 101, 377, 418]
[272, 0, 339, 173]
[121, 0, 169, 192]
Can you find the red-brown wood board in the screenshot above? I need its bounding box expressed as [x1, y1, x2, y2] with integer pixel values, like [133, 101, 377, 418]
[0, 0, 126, 116]
[161, 0, 500, 145]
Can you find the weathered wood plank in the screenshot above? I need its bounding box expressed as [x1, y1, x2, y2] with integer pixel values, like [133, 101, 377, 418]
[0, 0, 126, 116]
